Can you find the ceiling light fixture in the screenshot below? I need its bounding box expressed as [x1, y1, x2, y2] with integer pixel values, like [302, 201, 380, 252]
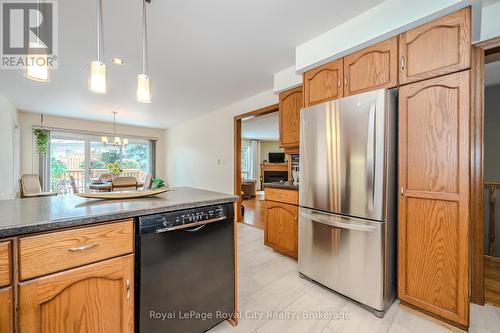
[102, 111, 128, 146]
[137, 0, 151, 103]
[90, 0, 106, 93]
[24, 0, 49, 82]
[112, 57, 125, 65]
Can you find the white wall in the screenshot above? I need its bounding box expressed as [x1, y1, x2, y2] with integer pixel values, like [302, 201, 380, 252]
[0, 94, 19, 199]
[18, 112, 166, 179]
[274, 66, 302, 94]
[260, 141, 284, 163]
[481, 1, 500, 41]
[165, 89, 278, 194]
[295, 0, 471, 73]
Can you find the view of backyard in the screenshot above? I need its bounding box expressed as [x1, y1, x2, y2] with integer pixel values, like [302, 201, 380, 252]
[49, 133, 152, 193]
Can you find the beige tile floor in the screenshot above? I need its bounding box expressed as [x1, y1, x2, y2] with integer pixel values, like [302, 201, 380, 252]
[209, 223, 500, 333]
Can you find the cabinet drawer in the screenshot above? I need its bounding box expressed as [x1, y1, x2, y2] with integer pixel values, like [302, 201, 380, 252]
[0, 241, 11, 287]
[19, 220, 134, 280]
[264, 188, 298, 205]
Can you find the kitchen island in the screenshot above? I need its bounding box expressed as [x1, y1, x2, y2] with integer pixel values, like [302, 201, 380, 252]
[0, 187, 238, 333]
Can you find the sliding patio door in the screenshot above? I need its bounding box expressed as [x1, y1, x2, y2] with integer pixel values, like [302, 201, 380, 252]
[49, 133, 86, 193]
[48, 131, 155, 194]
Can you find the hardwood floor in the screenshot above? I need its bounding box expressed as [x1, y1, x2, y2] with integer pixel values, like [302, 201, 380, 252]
[484, 255, 500, 307]
[242, 191, 265, 230]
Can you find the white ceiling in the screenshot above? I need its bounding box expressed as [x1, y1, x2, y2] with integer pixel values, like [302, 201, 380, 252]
[242, 112, 279, 141]
[0, 0, 383, 128]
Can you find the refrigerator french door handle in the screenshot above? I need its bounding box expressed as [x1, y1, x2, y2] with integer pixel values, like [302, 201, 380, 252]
[366, 101, 376, 210]
[301, 211, 376, 233]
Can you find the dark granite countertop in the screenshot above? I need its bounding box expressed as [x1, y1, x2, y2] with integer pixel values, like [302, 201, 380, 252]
[263, 182, 299, 191]
[0, 187, 238, 238]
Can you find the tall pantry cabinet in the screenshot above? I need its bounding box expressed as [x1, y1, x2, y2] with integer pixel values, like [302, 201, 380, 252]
[397, 7, 471, 327]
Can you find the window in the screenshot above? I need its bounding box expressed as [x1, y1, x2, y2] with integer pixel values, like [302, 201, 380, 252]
[48, 131, 155, 194]
[241, 146, 251, 180]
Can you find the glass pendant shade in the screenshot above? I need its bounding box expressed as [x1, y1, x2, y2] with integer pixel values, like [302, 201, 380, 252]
[137, 74, 151, 103]
[122, 138, 128, 145]
[114, 136, 121, 145]
[90, 61, 106, 94]
[101, 136, 108, 144]
[24, 42, 49, 82]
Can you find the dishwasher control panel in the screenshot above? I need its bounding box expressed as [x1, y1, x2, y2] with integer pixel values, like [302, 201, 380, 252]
[138, 204, 231, 234]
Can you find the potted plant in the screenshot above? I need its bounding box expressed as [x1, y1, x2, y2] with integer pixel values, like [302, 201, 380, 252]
[33, 128, 49, 155]
[106, 162, 122, 176]
[151, 177, 165, 189]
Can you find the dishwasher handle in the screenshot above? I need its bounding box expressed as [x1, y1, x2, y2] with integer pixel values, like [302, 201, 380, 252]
[154, 216, 226, 234]
[301, 211, 376, 233]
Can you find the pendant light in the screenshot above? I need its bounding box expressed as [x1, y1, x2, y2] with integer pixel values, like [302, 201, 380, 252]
[137, 0, 151, 103]
[90, 0, 106, 93]
[101, 112, 128, 146]
[24, 0, 49, 82]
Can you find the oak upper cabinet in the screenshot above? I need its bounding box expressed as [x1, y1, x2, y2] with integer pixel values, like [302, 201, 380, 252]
[398, 71, 470, 326]
[279, 86, 303, 151]
[344, 37, 398, 96]
[264, 201, 298, 259]
[19, 255, 134, 333]
[399, 8, 470, 84]
[0, 288, 13, 333]
[303, 58, 343, 107]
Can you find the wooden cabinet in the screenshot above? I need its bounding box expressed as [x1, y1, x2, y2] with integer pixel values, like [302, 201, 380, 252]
[398, 71, 470, 326]
[0, 287, 13, 333]
[303, 58, 343, 107]
[279, 86, 302, 151]
[0, 242, 11, 287]
[19, 255, 134, 333]
[399, 8, 470, 84]
[19, 220, 133, 280]
[264, 187, 298, 206]
[264, 201, 298, 259]
[344, 37, 398, 96]
[304, 36, 396, 104]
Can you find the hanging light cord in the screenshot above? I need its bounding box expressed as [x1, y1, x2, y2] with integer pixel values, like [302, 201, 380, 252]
[96, 0, 103, 62]
[142, 0, 148, 74]
[113, 111, 117, 135]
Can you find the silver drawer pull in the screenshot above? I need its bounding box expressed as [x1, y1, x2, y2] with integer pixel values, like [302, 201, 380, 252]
[68, 242, 99, 252]
[126, 278, 131, 300]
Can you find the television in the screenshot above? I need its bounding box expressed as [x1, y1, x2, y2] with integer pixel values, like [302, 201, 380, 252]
[269, 152, 285, 163]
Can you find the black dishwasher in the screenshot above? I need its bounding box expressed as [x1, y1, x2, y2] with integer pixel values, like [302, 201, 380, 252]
[135, 203, 235, 333]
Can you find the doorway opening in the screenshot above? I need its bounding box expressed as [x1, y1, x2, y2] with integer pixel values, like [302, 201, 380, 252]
[481, 45, 500, 307]
[233, 104, 282, 229]
[471, 38, 500, 307]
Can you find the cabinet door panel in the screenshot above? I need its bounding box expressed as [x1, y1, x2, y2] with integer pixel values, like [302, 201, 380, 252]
[399, 8, 470, 84]
[0, 242, 11, 288]
[279, 86, 303, 149]
[304, 59, 343, 107]
[0, 288, 13, 333]
[264, 201, 298, 258]
[344, 37, 398, 96]
[398, 71, 469, 326]
[19, 255, 134, 333]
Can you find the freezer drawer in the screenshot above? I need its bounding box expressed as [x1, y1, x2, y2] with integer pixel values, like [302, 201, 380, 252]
[298, 208, 385, 311]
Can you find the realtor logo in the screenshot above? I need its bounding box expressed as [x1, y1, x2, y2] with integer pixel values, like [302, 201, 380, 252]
[1, 0, 58, 69]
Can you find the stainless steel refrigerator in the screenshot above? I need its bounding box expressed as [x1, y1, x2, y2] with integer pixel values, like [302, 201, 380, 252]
[298, 89, 397, 317]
